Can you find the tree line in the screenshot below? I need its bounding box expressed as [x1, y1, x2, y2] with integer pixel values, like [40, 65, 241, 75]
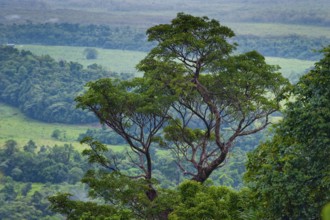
[0, 22, 329, 60]
[238, 34, 329, 60]
[0, 23, 152, 51]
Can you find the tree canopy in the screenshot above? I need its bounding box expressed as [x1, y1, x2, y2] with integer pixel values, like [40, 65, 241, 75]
[245, 46, 330, 219]
[73, 13, 289, 195]
[136, 12, 289, 183]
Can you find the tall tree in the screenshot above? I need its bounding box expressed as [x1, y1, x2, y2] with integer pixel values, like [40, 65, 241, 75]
[244, 46, 330, 219]
[77, 11, 289, 195]
[137, 13, 289, 182]
[51, 13, 289, 219]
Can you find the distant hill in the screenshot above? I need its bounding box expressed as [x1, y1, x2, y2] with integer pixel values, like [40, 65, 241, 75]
[1, 0, 329, 27]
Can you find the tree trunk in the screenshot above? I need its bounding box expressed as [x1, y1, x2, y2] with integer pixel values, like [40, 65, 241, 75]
[191, 151, 228, 183]
[146, 185, 158, 201]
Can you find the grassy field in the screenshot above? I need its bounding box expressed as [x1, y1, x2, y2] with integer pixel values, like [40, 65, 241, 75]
[0, 103, 90, 149]
[265, 57, 314, 79]
[19, 45, 146, 75]
[228, 22, 330, 38]
[19, 44, 315, 80]
[0, 103, 127, 152]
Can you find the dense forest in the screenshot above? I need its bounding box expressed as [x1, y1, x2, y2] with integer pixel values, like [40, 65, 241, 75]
[0, 46, 133, 123]
[0, 134, 256, 219]
[0, 140, 87, 219]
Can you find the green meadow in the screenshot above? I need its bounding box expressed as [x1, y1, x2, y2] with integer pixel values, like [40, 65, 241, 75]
[0, 103, 127, 152]
[265, 57, 314, 78]
[0, 103, 89, 149]
[227, 22, 330, 38]
[19, 45, 146, 75]
[19, 44, 315, 79]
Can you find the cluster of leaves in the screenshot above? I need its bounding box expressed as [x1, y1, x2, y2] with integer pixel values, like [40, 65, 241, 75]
[65, 44, 330, 219]
[245, 46, 330, 219]
[50, 171, 174, 219]
[49, 177, 251, 220]
[55, 14, 330, 219]
[0, 139, 88, 184]
[0, 46, 132, 123]
[169, 180, 247, 220]
[0, 23, 153, 51]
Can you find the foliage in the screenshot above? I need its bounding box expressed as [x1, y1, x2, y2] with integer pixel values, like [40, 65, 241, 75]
[245, 46, 330, 219]
[0, 46, 131, 123]
[49, 193, 133, 220]
[76, 77, 172, 201]
[169, 180, 245, 220]
[83, 48, 98, 60]
[78, 11, 289, 183]
[0, 176, 84, 219]
[49, 142, 179, 219]
[49, 139, 254, 219]
[136, 12, 289, 183]
[0, 139, 92, 219]
[0, 140, 88, 184]
[51, 129, 65, 140]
